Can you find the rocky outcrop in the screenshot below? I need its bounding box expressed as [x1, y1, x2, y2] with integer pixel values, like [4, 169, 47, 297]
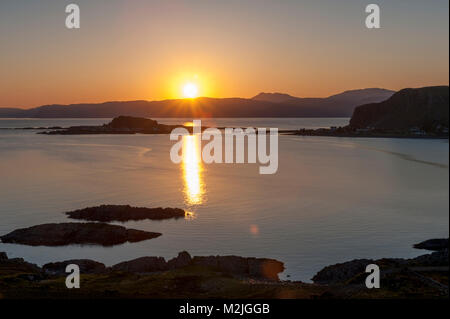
[65, 205, 185, 222]
[413, 238, 449, 251]
[0, 223, 161, 246]
[111, 257, 168, 273]
[312, 259, 374, 285]
[0, 252, 42, 275]
[167, 251, 192, 269]
[349, 86, 449, 132]
[312, 249, 449, 285]
[409, 249, 449, 267]
[43, 259, 106, 275]
[108, 252, 284, 280]
[40, 116, 190, 135]
[106, 116, 158, 130]
[192, 255, 285, 281]
[1, 250, 284, 280]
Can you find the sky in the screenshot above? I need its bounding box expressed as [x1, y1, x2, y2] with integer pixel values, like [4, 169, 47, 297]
[0, 0, 448, 108]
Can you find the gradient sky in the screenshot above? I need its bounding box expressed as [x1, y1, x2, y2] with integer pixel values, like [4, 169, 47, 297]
[0, 0, 448, 108]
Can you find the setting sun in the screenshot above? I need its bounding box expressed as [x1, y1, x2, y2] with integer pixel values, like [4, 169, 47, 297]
[183, 83, 199, 98]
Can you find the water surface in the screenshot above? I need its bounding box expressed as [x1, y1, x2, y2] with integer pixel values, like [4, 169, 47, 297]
[0, 118, 448, 281]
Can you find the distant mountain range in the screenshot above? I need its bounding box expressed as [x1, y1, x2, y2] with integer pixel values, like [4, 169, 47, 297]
[349, 86, 449, 131]
[0, 88, 395, 118]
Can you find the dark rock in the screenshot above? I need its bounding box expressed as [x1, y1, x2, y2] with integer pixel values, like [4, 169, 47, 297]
[217, 256, 249, 274]
[313, 248, 450, 285]
[408, 249, 449, 267]
[40, 116, 189, 135]
[192, 255, 284, 280]
[167, 251, 192, 269]
[349, 86, 449, 131]
[111, 257, 168, 273]
[0, 222, 161, 246]
[312, 259, 373, 285]
[0, 256, 42, 275]
[248, 257, 285, 281]
[192, 256, 219, 268]
[107, 116, 158, 130]
[0, 252, 7, 260]
[65, 204, 185, 222]
[413, 238, 449, 251]
[108, 252, 284, 280]
[43, 259, 106, 275]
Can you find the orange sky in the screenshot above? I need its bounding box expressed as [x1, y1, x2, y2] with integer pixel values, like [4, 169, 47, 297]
[0, 0, 448, 108]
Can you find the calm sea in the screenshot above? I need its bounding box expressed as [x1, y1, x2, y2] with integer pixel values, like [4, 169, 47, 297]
[0, 118, 448, 281]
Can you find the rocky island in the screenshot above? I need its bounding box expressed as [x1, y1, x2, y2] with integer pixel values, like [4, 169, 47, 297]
[0, 222, 161, 246]
[65, 204, 186, 222]
[39, 116, 194, 135]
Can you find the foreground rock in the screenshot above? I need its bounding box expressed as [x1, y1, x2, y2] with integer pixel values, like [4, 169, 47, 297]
[413, 238, 449, 251]
[0, 250, 284, 282]
[1, 246, 447, 298]
[111, 257, 168, 273]
[110, 251, 284, 281]
[0, 252, 42, 277]
[312, 259, 375, 285]
[0, 223, 161, 246]
[312, 249, 449, 285]
[192, 255, 285, 281]
[408, 249, 449, 267]
[43, 259, 106, 275]
[0, 252, 324, 299]
[65, 204, 185, 222]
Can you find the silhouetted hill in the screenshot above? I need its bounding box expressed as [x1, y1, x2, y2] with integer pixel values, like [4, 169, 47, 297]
[349, 86, 449, 131]
[0, 108, 26, 117]
[0, 88, 394, 118]
[254, 88, 394, 106]
[327, 88, 396, 105]
[252, 92, 300, 103]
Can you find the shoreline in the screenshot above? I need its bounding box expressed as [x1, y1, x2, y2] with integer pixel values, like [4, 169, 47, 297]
[1, 127, 448, 140]
[1, 239, 448, 299]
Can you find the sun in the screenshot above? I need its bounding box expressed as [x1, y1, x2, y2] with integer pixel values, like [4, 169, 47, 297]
[183, 83, 199, 98]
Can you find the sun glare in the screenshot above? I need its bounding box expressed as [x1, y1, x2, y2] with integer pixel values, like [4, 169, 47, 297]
[182, 135, 204, 205]
[183, 83, 199, 98]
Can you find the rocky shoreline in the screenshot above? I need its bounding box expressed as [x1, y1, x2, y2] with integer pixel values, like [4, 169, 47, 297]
[280, 127, 449, 139]
[0, 239, 447, 298]
[1, 203, 448, 298]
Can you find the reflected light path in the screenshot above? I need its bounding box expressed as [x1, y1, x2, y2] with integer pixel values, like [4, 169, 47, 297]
[182, 135, 205, 205]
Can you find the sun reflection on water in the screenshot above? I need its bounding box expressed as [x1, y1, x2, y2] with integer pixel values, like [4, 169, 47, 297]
[182, 135, 205, 205]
